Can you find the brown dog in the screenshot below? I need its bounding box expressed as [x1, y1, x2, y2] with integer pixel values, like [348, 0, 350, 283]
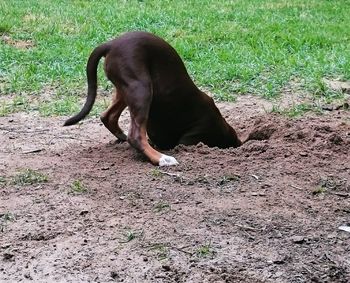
[64, 31, 241, 166]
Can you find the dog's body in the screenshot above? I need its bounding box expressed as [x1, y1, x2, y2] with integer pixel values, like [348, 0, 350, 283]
[64, 32, 241, 166]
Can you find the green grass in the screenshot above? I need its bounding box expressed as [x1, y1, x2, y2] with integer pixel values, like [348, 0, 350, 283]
[0, 176, 6, 185]
[270, 102, 320, 117]
[153, 201, 171, 213]
[0, 211, 15, 232]
[69, 179, 87, 194]
[218, 174, 240, 186]
[148, 243, 169, 260]
[119, 229, 144, 243]
[196, 243, 215, 258]
[12, 168, 48, 186]
[0, 95, 31, 116]
[1, 0, 349, 115]
[149, 168, 163, 178]
[312, 186, 327, 196]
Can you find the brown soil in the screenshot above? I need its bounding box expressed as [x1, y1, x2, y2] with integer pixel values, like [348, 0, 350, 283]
[1, 96, 350, 283]
[1, 35, 35, 49]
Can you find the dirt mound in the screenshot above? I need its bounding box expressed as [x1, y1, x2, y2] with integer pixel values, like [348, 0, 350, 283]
[1, 100, 350, 282]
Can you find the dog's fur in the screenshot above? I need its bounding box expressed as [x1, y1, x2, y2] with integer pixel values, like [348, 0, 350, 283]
[64, 31, 241, 166]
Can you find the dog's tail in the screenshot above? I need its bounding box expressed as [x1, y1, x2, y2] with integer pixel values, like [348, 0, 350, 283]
[63, 43, 111, 126]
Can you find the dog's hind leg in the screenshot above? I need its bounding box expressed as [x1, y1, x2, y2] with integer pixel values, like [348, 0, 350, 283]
[125, 81, 178, 166]
[101, 87, 128, 141]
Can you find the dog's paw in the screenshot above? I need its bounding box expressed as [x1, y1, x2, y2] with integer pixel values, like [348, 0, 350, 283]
[115, 131, 128, 142]
[159, 154, 179, 166]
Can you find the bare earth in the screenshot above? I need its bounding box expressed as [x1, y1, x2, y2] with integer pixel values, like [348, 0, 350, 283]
[1, 95, 350, 283]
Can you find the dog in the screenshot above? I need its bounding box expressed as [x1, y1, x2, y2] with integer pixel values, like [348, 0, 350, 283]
[64, 31, 242, 166]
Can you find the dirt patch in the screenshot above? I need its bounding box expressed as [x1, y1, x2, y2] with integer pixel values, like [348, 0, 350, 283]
[1, 97, 350, 282]
[1, 35, 35, 49]
[324, 79, 350, 95]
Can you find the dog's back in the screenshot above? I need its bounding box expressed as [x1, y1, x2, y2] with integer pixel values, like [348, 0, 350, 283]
[104, 32, 198, 99]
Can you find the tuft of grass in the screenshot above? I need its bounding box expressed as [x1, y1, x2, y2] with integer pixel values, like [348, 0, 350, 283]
[0, 95, 32, 116]
[69, 180, 87, 194]
[149, 168, 163, 178]
[0, 176, 6, 186]
[0, 211, 15, 232]
[218, 174, 240, 186]
[0, 92, 108, 117]
[39, 95, 81, 116]
[148, 243, 169, 260]
[119, 229, 144, 243]
[1, 211, 15, 222]
[12, 169, 48, 186]
[39, 95, 108, 117]
[284, 103, 315, 117]
[0, 22, 11, 34]
[153, 201, 171, 213]
[196, 243, 215, 258]
[312, 187, 327, 196]
[270, 102, 323, 117]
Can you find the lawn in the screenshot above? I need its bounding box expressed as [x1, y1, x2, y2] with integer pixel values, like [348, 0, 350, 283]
[0, 0, 349, 115]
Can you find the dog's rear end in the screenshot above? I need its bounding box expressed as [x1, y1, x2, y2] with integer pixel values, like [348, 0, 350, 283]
[64, 32, 241, 166]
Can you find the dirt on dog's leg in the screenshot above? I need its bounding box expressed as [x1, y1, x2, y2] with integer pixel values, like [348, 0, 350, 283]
[100, 88, 127, 141]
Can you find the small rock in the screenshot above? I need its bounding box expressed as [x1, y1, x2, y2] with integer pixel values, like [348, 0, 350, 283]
[196, 142, 204, 148]
[273, 231, 283, 239]
[1, 244, 11, 249]
[299, 152, 308, 157]
[198, 149, 210, 154]
[162, 265, 171, 271]
[251, 174, 259, 180]
[79, 210, 89, 216]
[3, 253, 15, 261]
[110, 271, 119, 279]
[339, 225, 350, 233]
[327, 232, 337, 239]
[322, 105, 334, 111]
[290, 236, 305, 244]
[329, 134, 343, 145]
[24, 273, 32, 280]
[189, 263, 197, 268]
[273, 258, 286, 265]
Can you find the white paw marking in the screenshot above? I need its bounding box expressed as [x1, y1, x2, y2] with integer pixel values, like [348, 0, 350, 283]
[159, 154, 179, 166]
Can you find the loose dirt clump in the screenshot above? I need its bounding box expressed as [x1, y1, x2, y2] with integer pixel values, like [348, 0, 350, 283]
[0, 97, 350, 282]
